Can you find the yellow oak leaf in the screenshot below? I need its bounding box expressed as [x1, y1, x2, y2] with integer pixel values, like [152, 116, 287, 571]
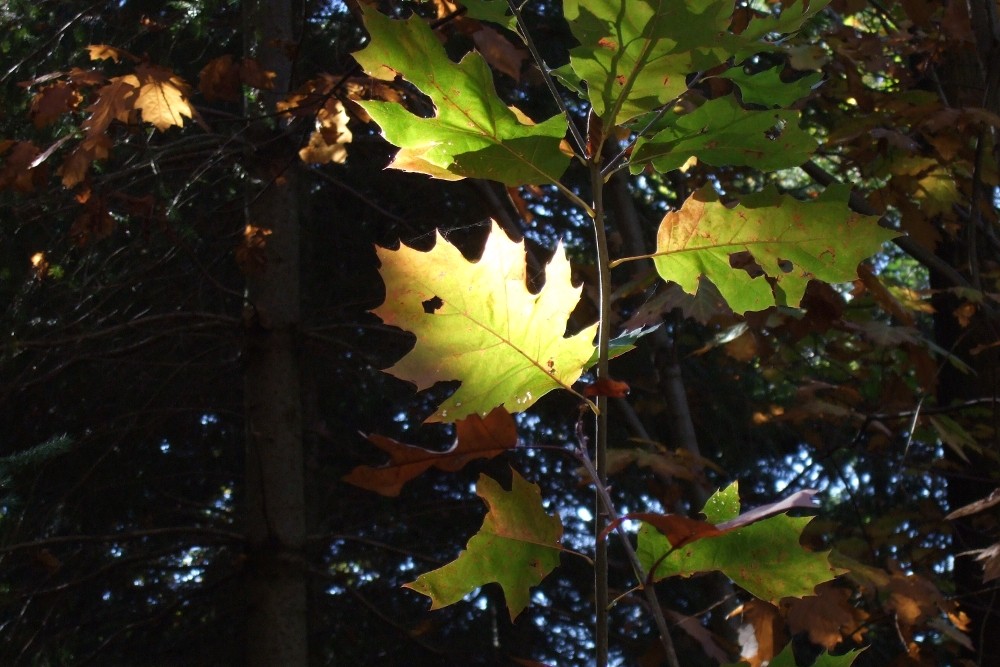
[373, 221, 597, 423]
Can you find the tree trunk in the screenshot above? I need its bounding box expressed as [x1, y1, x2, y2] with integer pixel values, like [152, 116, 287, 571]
[242, 0, 307, 665]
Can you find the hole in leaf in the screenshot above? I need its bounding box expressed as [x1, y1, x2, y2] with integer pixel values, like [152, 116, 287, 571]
[730, 251, 764, 278]
[422, 296, 443, 314]
[764, 117, 787, 141]
[777, 258, 794, 273]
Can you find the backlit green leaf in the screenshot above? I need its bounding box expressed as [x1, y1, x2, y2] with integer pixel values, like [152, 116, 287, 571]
[637, 484, 841, 602]
[404, 469, 563, 620]
[353, 6, 569, 185]
[630, 96, 817, 173]
[373, 221, 597, 423]
[651, 185, 897, 313]
[721, 65, 823, 108]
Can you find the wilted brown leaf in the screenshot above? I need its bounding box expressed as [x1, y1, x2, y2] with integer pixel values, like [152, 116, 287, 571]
[199, 54, 241, 102]
[738, 599, 787, 667]
[82, 77, 139, 137]
[0, 141, 46, 192]
[299, 99, 352, 164]
[30, 82, 83, 128]
[343, 407, 518, 496]
[783, 581, 868, 649]
[70, 197, 115, 245]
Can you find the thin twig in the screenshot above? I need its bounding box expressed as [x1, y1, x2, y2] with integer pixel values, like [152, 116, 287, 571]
[575, 422, 681, 667]
[506, 0, 588, 158]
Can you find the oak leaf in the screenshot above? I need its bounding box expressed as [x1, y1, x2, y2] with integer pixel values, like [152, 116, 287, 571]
[373, 220, 597, 423]
[343, 407, 517, 496]
[637, 484, 840, 602]
[404, 469, 562, 620]
[353, 6, 569, 185]
[783, 582, 869, 649]
[652, 185, 895, 313]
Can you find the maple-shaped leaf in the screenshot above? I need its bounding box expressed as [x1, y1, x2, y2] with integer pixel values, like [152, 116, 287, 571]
[128, 64, 195, 131]
[630, 96, 817, 174]
[373, 220, 598, 423]
[343, 407, 517, 496]
[82, 77, 138, 138]
[637, 483, 841, 602]
[404, 469, 562, 620]
[651, 185, 896, 314]
[30, 81, 83, 128]
[352, 6, 570, 185]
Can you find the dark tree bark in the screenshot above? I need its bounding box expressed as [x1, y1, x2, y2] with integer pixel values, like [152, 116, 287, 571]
[242, 0, 308, 664]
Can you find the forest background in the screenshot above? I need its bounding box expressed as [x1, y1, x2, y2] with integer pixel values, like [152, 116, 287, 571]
[2, 0, 1000, 666]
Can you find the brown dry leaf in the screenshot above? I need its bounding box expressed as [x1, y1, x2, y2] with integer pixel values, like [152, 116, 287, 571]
[343, 407, 518, 496]
[238, 57, 276, 90]
[953, 301, 977, 327]
[723, 329, 758, 361]
[600, 447, 709, 482]
[0, 141, 46, 192]
[618, 512, 722, 548]
[70, 197, 115, 245]
[86, 44, 136, 63]
[472, 25, 528, 81]
[67, 67, 107, 87]
[30, 82, 83, 128]
[131, 64, 195, 131]
[58, 134, 111, 188]
[82, 77, 139, 137]
[885, 568, 944, 628]
[739, 599, 787, 667]
[235, 224, 272, 275]
[583, 378, 630, 398]
[857, 263, 916, 326]
[783, 581, 869, 649]
[299, 99, 352, 164]
[199, 54, 241, 102]
[946, 487, 1000, 520]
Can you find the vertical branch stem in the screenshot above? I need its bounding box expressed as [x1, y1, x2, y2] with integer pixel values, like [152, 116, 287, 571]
[590, 160, 611, 667]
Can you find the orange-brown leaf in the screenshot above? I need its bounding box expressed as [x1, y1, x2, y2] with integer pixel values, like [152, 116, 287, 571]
[132, 64, 195, 130]
[0, 141, 45, 192]
[82, 77, 139, 137]
[299, 99, 352, 164]
[86, 44, 136, 63]
[783, 581, 869, 649]
[344, 407, 518, 496]
[738, 599, 787, 667]
[583, 378, 630, 398]
[198, 54, 241, 102]
[58, 134, 111, 188]
[30, 82, 83, 128]
[239, 57, 276, 90]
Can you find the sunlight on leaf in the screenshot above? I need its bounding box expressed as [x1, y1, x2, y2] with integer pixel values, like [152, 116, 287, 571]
[651, 185, 896, 313]
[353, 6, 569, 185]
[373, 221, 597, 423]
[404, 469, 562, 620]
